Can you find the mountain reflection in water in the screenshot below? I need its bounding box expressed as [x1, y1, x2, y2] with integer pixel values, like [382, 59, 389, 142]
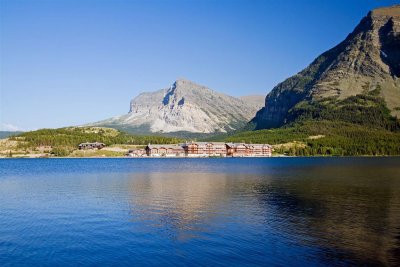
[125, 166, 400, 265]
[127, 173, 231, 240]
[0, 158, 399, 266]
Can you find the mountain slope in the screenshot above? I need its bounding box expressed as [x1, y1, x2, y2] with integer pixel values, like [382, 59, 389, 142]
[253, 5, 400, 129]
[216, 5, 400, 156]
[239, 95, 265, 110]
[215, 120, 400, 156]
[91, 79, 259, 135]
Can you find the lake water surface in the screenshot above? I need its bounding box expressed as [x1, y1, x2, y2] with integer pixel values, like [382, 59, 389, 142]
[1, 158, 400, 266]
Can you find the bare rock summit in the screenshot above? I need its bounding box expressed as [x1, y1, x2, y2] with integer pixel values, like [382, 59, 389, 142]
[91, 79, 260, 135]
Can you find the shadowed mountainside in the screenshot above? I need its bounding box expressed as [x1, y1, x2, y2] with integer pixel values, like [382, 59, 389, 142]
[253, 5, 400, 129]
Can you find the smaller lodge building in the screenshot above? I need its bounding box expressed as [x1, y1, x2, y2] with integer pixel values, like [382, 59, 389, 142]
[142, 142, 272, 157]
[145, 144, 185, 157]
[226, 143, 272, 157]
[78, 142, 105, 150]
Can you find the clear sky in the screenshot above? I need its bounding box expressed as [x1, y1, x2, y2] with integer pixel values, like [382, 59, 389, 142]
[1, 0, 399, 131]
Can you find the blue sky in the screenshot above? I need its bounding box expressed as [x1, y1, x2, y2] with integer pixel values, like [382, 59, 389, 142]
[1, 0, 398, 131]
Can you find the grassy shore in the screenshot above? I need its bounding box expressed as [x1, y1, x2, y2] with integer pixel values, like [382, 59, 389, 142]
[0, 141, 134, 158]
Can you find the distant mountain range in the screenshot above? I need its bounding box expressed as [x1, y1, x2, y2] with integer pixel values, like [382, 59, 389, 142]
[90, 6, 400, 139]
[89, 79, 264, 136]
[253, 5, 400, 129]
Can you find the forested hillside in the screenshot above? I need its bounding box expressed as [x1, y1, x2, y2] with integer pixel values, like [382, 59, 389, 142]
[7, 127, 182, 156]
[217, 120, 400, 156]
[239, 5, 400, 156]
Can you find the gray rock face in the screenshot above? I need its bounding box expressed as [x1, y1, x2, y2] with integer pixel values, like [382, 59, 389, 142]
[92, 79, 259, 134]
[239, 95, 265, 110]
[254, 5, 400, 129]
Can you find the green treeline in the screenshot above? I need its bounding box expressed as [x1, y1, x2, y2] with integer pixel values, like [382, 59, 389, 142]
[287, 89, 400, 131]
[10, 127, 182, 156]
[217, 91, 400, 156]
[221, 120, 400, 156]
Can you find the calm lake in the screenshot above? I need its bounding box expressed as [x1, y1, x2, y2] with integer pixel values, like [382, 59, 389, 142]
[0, 158, 400, 266]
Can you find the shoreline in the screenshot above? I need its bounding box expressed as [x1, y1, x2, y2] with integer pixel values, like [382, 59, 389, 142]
[1, 155, 399, 159]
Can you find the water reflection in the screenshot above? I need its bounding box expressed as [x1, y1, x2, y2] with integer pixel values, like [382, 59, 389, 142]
[1, 158, 400, 266]
[125, 165, 400, 265]
[252, 164, 400, 266]
[127, 173, 232, 240]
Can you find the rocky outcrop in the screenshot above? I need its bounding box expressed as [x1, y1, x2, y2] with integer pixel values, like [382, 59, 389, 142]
[91, 79, 260, 134]
[254, 5, 400, 129]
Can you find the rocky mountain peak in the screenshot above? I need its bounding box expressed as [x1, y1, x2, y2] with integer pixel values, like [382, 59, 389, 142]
[91, 80, 261, 134]
[173, 78, 198, 88]
[171, 79, 211, 94]
[253, 4, 400, 129]
[371, 5, 400, 18]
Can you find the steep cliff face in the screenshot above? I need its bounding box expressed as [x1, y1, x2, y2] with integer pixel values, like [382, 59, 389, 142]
[91, 79, 259, 134]
[254, 5, 400, 129]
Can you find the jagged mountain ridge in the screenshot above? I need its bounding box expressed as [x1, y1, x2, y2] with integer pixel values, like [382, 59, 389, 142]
[254, 5, 400, 129]
[91, 79, 260, 134]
